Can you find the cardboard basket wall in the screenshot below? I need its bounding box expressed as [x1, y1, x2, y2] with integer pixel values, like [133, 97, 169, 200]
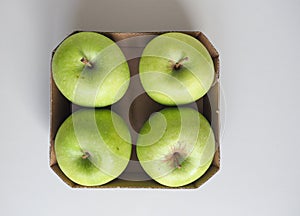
[50, 31, 220, 189]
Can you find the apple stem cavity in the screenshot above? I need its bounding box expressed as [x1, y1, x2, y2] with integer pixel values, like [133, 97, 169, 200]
[173, 57, 189, 71]
[163, 142, 188, 169]
[80, 57, 93, 68]
[81, 152, 90, 160]
[173, 152, 182, 169]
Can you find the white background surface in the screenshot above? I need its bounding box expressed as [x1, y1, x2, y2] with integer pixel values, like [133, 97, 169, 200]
[1, 0, 299, 215]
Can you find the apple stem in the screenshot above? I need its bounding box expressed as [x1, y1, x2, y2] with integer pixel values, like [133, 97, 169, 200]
[82, 152, 90, 159]
[174, 57, 189, 70]
[173, 152, 182, 169]
[80, 57, 93, 68]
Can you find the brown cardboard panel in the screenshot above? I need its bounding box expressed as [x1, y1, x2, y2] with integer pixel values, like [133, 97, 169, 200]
[206, 82, 220, 149]
[72, 179, 197, 189]
[110, 32, 156, 43]
[49, 139, 56, 166]
[50, 31, 220, 189]
[49, 73, 71, 167]
[213, 146, 221, 168]
[213, 57, 220, 79]
[197, 33, 219, 59]
[50, 73, 70, 142]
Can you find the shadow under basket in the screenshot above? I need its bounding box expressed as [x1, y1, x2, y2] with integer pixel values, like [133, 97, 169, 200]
[49, 31, 220, 189]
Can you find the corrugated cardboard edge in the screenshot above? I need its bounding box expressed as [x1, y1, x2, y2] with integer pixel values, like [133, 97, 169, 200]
[49, 31, 220, 189]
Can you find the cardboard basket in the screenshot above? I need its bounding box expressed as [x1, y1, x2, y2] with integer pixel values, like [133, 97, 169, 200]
[50, 31, 220, 189]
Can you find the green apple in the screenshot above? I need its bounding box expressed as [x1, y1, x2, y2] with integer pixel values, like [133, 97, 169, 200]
[136, 107, 215, 187]
[52, 32, 130, 107]
[139, 32, 214, 105]
[54, 109, 132, 186]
